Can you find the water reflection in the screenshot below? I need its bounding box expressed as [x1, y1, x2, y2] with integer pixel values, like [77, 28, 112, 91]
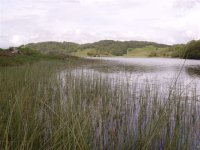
[186, 66, 200, 77]
[88, 57, 200, 82]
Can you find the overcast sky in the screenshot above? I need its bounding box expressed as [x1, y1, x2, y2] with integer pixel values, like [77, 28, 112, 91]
[0, 0, 200, 48]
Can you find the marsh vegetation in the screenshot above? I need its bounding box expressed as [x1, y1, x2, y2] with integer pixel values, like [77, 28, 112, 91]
[0, 56, 199, 150]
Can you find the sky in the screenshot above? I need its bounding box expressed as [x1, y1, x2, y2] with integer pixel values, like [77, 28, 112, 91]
[0, 0, 200, 48]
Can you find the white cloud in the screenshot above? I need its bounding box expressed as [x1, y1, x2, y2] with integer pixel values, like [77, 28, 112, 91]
[10, 35, 25, 46]
[0, 0, 200, 48]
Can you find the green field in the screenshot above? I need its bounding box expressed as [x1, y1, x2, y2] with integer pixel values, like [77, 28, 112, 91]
[124, 46, 169, 57]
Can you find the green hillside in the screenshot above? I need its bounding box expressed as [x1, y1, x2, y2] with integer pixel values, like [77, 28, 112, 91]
[26, 41, 80, 54]
[25, 40, 169, 56]
[124, 46, 168, 57]
[20, 39, 200, 59]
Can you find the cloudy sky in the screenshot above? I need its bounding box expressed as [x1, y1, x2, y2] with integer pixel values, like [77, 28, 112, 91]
[0, 0, 200, 48]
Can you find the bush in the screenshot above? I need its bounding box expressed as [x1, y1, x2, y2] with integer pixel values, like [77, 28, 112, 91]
[87, 52, 98, 57]
[111, 49, 127, 56]
[149, 51, 157, 57]
[19, 47, 40, 56]
[184, 40, 200, 59]
[169, 45, 185, 58]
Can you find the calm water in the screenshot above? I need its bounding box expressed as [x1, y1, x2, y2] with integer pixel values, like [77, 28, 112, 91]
[59, 57, 200, 99]
[90, 57, 200, 78]
[87, 57, 199, 84]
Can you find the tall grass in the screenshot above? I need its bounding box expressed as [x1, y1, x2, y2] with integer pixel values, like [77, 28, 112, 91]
[0, 60, 199, 149]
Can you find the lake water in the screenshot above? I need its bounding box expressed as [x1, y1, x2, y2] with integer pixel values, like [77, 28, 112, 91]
[90, 57, 200, 77]
[59, 57, 200, 104]
[77, 57, 200, 93]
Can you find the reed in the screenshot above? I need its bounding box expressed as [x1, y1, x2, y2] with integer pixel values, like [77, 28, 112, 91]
[0, 60, 199, 150]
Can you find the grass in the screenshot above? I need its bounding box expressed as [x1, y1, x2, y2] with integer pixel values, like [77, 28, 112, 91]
[0, 57, 199, 149]
[73, 48, 97, 57]
[0, 55, 40, 67]
[0, 52, 81, 67]
[73, 46, 174, 58]
[124, 46, 171, 57]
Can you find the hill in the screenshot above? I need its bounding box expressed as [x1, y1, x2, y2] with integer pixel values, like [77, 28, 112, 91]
[25, 40, 169, 56]
[7, 39, 200, 59]
[26, 41, 80, 54]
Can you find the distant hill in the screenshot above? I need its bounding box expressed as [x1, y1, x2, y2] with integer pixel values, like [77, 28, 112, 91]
[1, 39, 200, 59]
[25, 40, 169, 56]
[26, 41, 80, 54]
[81, 40, 169, 56]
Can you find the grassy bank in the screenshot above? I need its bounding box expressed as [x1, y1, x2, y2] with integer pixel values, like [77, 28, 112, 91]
[0, 47, 82, 67]
[0, 58, 199, 149]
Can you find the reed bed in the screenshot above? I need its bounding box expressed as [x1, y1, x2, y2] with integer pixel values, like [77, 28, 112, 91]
[0, 60, 199, 150]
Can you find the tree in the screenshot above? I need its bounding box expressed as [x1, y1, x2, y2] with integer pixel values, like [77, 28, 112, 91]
[184, 40, 200, 59]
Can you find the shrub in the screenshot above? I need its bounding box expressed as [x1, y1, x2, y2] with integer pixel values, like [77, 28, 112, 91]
[19, 47, 40, 56]
[184, 40, 200, 59]
[87, 52, 98, 57]
[149, 51, 157, 57]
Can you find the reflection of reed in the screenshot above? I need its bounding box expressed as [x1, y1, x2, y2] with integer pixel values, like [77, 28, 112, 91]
[186, 66, 200, 77]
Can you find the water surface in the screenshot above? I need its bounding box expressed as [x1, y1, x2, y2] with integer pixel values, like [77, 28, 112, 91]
[83, 57, 200, 91]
